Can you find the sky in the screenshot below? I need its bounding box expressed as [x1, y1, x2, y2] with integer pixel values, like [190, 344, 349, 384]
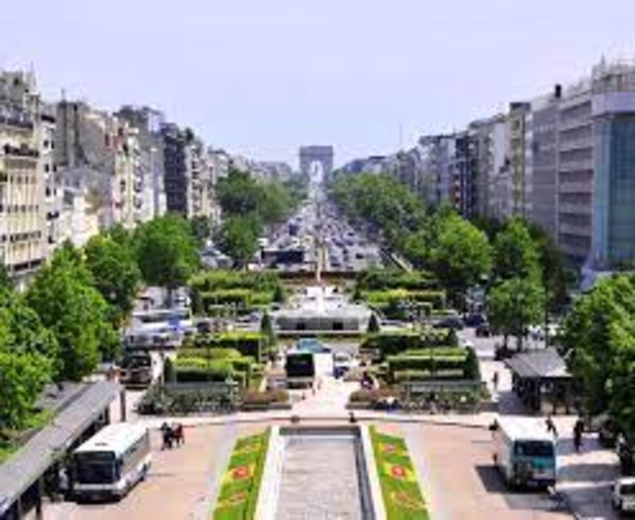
[2, 0, 635, 167]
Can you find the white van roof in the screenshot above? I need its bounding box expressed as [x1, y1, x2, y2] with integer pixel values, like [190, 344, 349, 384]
[496, 417, 554, 442]
[74, 423, 148, 457]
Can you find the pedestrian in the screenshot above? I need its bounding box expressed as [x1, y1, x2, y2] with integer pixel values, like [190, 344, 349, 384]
[161, 422, 172, 450]
[492, 371, 499, 392]
[573, 417, 584, 453]
[545, 414, 558, 437]
[174, 423, 184, 446]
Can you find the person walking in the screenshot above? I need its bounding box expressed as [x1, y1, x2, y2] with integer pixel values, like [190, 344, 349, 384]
[573, 417, 584, 453]
[545, 414, 558, 438]
[492, 371, 499, 392]
[175, 423, 185, 447]
[161, 422, 172, 450]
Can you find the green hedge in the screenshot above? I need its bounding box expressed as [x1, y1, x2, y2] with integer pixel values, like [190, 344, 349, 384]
[191, 270, 280, 292]
[364, 289, 446, 309]
[174, 357, 252, 387]
[356, 269, 437, 291]
[361, 331, 457, 359]
[186, 332, 264, 362]
[387, 354, 467, 373]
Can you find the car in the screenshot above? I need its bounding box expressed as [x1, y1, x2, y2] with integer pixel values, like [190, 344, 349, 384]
[475, 322, 491, 337]
[612, 477, 635, 514]
[433, 317, 464, 330]
[465, 313, 486, 327]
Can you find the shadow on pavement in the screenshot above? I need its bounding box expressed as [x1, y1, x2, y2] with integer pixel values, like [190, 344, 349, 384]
[474, 465, 570, 513]
[558, 462, 618, 483]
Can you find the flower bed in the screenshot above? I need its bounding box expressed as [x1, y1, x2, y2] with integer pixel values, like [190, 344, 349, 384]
[370, 427, 429, 520]
[212, 429, 270, 520]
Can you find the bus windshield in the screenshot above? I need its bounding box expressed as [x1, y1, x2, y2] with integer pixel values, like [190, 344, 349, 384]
[74, 452, 118, 484]
[514, 440, 554, 458]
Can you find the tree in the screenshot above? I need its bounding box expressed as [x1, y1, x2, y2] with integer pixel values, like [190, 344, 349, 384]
[560, 275, 635, 420]
[367, 313, 381, 333]
[85, 235, 141, 326]
[429, 214, 492, 307]
[526, 223, 574, 314]
[493, 218, 542, 281]
[0, 264, 12, 292]
[260, 312, 276, 347]
[217, 216, 260, 268]
[135, 215, 200, 300]
[189, 215, 212, 248]
[487, 277, 546, 350]
[0, 288, 57, 429]
[26, 249, 116, 380]
[0, 351, 51, 429]
[272, 284, 287, 304]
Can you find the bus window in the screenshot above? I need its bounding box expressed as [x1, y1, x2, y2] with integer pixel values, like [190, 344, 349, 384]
[73, 452, 117, 484]
[514, 441, 554, 458]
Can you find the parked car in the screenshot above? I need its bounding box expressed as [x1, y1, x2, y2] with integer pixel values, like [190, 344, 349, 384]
[465, 313, 486, 327]
[612, 477, 635, 514]
[475, 322, 491, 337]
[433, 317, 464, 330]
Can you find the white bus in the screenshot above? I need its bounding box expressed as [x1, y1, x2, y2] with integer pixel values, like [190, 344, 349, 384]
[491, 417, 557, 489]
[72, 423, 152, 501]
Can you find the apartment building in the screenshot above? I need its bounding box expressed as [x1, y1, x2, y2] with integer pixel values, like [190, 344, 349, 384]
[40, 102, 61, 254]
[451, 131, 479, 218]
[117, 106, 166, 220]
[507, 102, 531, 218]
[161, 123, 190, 216]
[529, 90, 560, 238]
[0, 71, 47, 287]
[418, 135, 454, 207]
[556, 80, 594, 263]
[56, 101, 144, 231]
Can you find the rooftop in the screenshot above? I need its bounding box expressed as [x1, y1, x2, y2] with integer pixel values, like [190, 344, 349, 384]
[506, 348, 571, 379]
[0, 381, 121, 514]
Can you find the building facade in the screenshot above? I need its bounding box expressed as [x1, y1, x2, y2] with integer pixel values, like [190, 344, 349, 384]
[0, 71, 47, 287]
[557, 81, 594, 263]
[590, 61, 635, 268]
[529, 90, 560, 238]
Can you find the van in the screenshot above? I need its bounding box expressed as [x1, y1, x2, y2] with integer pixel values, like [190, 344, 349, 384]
[612, 477, 635, 514]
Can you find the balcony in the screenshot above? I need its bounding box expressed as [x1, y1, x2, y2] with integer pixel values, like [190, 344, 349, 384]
[559, 138, 592, 153]
[559, 203, 592, 215]
[3, 143, 39, 159]
[559, 181, 593, 194]
[558, 159, 594, 173]
[0, 114, 34, 131]
[559, 222, 591, 237]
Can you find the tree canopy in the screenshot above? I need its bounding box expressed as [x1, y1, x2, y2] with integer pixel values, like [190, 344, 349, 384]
[26, 247, 116, 380]
[135, 214, 200, 294]
[85, 234, 141, 325]
[560, 274, 635, 436]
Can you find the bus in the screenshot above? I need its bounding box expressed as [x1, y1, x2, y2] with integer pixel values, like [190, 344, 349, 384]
[132, 307, 193, 330]
[119, 351, 153, 389]
[491, 417, 557, 489]
[72, 423, 152, 501]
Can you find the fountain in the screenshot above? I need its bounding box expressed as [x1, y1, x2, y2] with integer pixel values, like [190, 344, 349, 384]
[256, 425, 384, 520]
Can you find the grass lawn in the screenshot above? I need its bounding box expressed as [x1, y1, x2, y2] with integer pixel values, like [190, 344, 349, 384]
[370, 426, 429, 520]
[212, 429, 270, 520]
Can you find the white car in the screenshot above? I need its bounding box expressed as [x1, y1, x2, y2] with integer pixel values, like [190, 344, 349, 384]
[613, 477, 635, 514]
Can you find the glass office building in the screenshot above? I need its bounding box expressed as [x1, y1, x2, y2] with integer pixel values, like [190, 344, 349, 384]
[592, 86, 635, 268]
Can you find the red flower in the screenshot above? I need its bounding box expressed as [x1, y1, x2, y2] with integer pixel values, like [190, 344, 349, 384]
[232, 466, 251, 480]
[391, 465, 407, 479]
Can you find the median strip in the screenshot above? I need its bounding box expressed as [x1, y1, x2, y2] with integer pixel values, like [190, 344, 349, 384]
[212, 429, 270, 520]
[370, 426, 429, 520]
